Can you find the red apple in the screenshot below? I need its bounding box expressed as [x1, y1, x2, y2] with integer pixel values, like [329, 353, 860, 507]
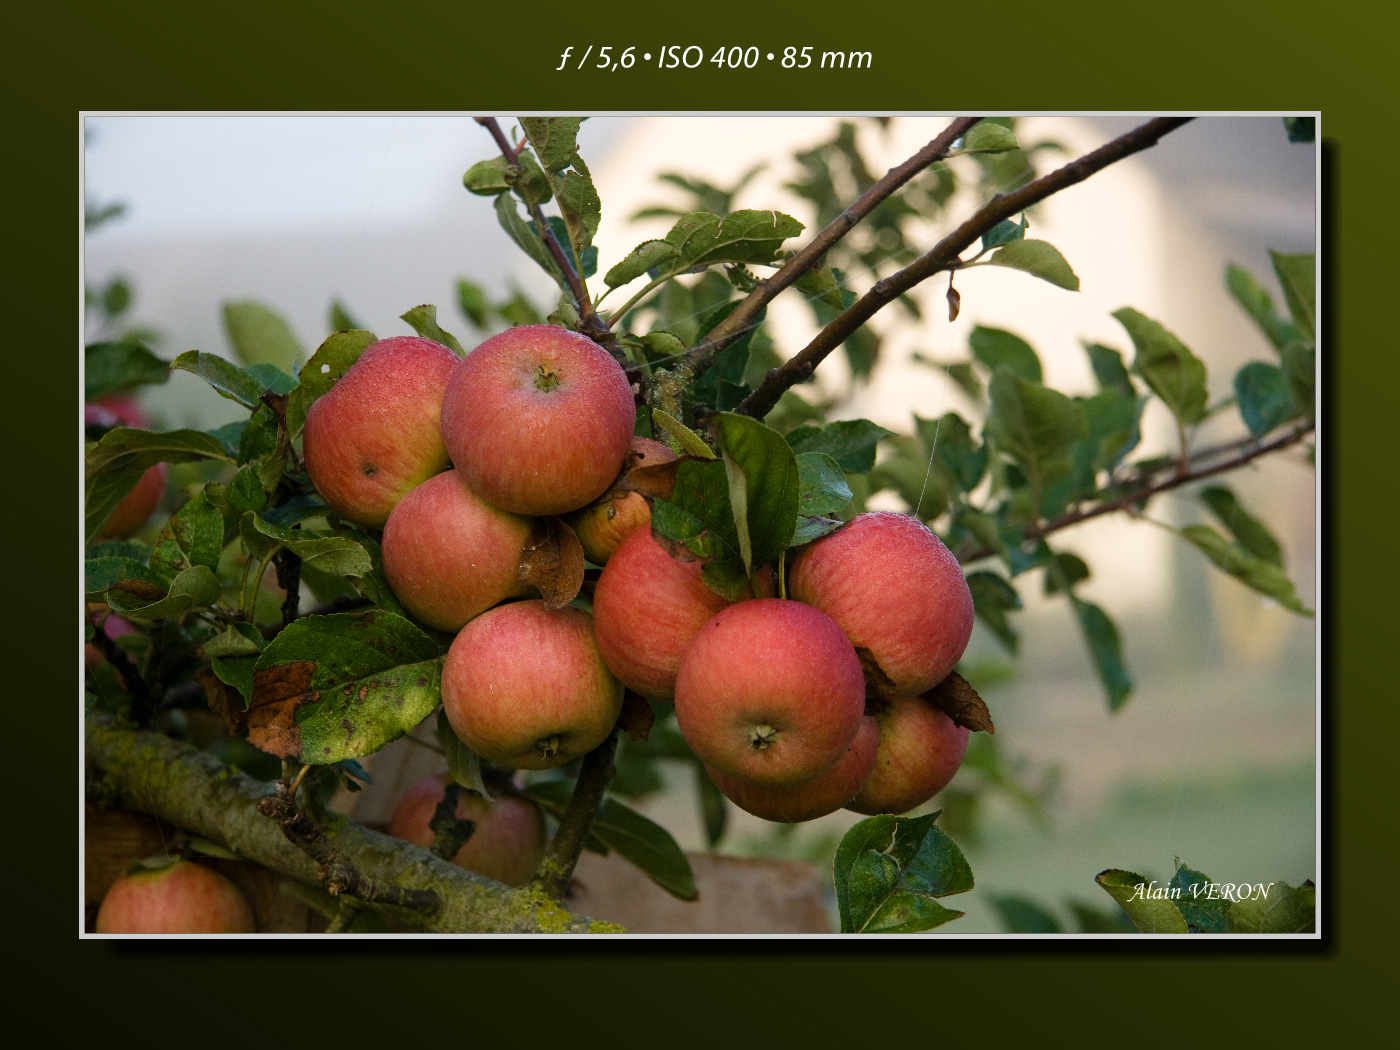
[387, 774, 547, 887]
[706, 715, 879, 823]
[564, 437, 677, 565]
[789, 512, 973, 700]
[442, 600, 623, 770]
[674, 599, 866, 787]
[87, 401, 167, 539]
[846, 692, 970, 816]
[95, 859, 256, 934]
[439, 324, 635, 516]
[381, 469, 535, 631]
[85, 606, 136, 670]
[302, 335, 461, 527]
[592, 528, 741, 702]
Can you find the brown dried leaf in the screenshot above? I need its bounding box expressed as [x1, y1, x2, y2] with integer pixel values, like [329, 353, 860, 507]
[111, 579, 167, 603]
[621, 459, 685, 500]
[947, 283, 962, 323]
[195, 664, 246, 735]
[517, 517, 585, 610]
[856, 647, 900, 710]
[925, 670, 995, 734]
[618, 689, 655, 742]
[245, 660, 319, 758]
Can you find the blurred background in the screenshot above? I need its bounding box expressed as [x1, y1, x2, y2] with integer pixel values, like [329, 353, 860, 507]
[83, 114, 1317, 933]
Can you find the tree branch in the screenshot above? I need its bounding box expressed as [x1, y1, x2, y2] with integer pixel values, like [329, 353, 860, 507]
[428, 781, 477, 861]
[738, 117, 1195, 419]
[668, 116, 983, 383]
[85, 712, 623, 933]
[954, 419, 1314, 564]
[475, 117, 614, 347]
[532, 731, 617, 899]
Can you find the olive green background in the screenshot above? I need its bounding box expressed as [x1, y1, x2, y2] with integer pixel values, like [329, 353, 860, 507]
[21, 0, 1386, 1036]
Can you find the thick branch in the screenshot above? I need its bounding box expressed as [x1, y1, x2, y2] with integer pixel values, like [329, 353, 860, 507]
[672, 117, 982, 381]
[85, 712, 622, 933]
[533, 731, 617, 899]
[475, 117, 613, 345]
[256, 787, 442, 913]
[954, 419, 1314, 564]
[738, 117, 1195, 419]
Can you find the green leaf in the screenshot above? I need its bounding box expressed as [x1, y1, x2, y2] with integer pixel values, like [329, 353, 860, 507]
[227, 466, 268, 517]
[85, 428, 232, 541]
[1071, 597, 1133, 711]
[1270, 251, 1315, 340]
[985, 369, 1086, 496]
[1083, 342, 1136, 397]
[222, 300, 303, 371]
[85, 556, 166, 598]
[494, 193, 561, 284]
[85, 340, 169, 401]
[1225, 264, 1300, 351]
[1233, 361, 1298, 438]
[1283, 117, 1315, 143]
[205, 421, 246, 458]
[203, 621, 265, 658]
[649, 459, 747, 600]
[527, 781, 697, 900]
[695, 766, 728, 848]
[244, 363, 296, 395]
[834, 813, 974, 933]
[784, 419, 896, 474]
[1095, 869, 1190, 933]
[1280, 340, 1315, 413]
[108, 565, 223, 621]
[650, 409, 716, 459]
[793, 264, 845, 309]
[970, 326, 1042, 383]
[1113, 307, 1209, 425]
[991, 895, 1063, 933]
[981, 214, 1028, 253]
[669, 209, 804, 268]
[713, 412, 801, 576]
[463, 156, 511, 196]
[456, 280, 490, 329]
[913, 413, 987, 494]
[962, 121, 1020, 153]
[212, 654, 258, 701]
[520, 117, 584, 173]
[1178, 524, 1311, 615]
[552, 152, 601, 256]
[987, 240, 1080, 291]
[148, 491, 224, 581]
[1169, 860, 1231, 933]
[399, 304, 464, 356]
[1042, 552, 1090, 595]
[329, 299, 363, 334]
[294, 658, 444, 764]
[238, 404, 279, 467]
[505, 148, 552, 207]
[1226, 881, 1315, 933]
[256, 610, 441, 686]
[604, 239, 680, 288]
[966, 570, 1021, 654]
[795, 452, 851, 518]
[239, 513, 373, 579]
[171, 351, 266, 409]
[287, 328, 378, 436]
[435, 707, 492, 801]
[1198, 485, 1283, 567]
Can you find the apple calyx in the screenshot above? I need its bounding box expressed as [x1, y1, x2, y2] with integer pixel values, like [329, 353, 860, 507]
[534, 364, 561, 392]
[536, 734, 562, 758]
[747, 724, 779, 750]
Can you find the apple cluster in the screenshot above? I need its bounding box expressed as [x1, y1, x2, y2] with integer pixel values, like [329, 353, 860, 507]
[304, 324, 976, 856]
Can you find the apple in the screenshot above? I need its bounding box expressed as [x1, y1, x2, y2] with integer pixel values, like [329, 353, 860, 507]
[706, 715, 879, 823]
[387, 774, 546, 887]
[87, 401, 167, 539]
[591, 527, 742, 702]
[442, 600, 623, 770]
[302, 335, 461, 527]
[845, 692, 970, 816]
[439, 324, 635, 516]
[674, 599, 866, 787]
[380, 469, 535, 631]
[564, 436, 677, 565]
[95, 858, 256, 934]
[85, 606, 136, 670]
[789, 512, 974, 700]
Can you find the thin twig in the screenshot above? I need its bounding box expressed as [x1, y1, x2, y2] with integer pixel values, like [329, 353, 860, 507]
[475, 117, 614, 346]
[954, 419, 1313, 564]
[737, 117, 1195, 419]
[532, 731, 617, 900]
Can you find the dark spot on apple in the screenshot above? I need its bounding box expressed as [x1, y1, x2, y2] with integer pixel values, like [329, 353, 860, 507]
[361, 462, 377, 477]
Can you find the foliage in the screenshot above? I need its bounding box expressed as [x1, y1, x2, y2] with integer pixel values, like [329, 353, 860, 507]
[84, 114, 1316, 935]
